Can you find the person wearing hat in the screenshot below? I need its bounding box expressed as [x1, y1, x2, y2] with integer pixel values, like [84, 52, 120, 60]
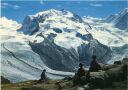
[89, 55, 101, 72]
[73, 63, 86, 85]
[39, 69, 47, 83]
[77, 63, 86, 78]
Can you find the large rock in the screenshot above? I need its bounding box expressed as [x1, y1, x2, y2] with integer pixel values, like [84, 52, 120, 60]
[106, 63, 127, 82]
[89, 71, 108, 88]
[87, 62, 127, 89]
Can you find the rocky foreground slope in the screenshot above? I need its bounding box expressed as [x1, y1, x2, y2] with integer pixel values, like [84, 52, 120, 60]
[1, 58, 128, 90]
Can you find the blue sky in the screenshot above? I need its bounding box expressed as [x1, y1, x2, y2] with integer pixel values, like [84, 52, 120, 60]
[1, 1, 127, 23]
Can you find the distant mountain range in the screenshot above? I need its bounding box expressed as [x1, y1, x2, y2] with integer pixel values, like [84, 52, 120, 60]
[105, 8, 128, 30]
[1, 8, 128, 82]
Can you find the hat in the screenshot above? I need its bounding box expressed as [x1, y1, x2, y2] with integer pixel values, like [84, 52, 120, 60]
[79, 63, 83, 67]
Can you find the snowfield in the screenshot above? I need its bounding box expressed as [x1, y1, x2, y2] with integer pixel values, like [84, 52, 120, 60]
[83, 16, 128, 47]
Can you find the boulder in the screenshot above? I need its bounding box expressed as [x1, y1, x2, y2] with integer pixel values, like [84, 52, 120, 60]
[106, 63, 127, 82]
[114, 61, 122, 65]
[101, 64, 119, 71]
[122, 58, 128, 64]
[89, 71, 108, 88]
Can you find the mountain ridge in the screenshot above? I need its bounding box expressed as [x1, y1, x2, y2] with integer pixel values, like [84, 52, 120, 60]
[105, 8, 128, 30]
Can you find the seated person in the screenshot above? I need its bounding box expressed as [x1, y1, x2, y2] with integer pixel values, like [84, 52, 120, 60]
[73, 63, 87, 85]
[89, 55, 101, 72]
[39, 69, 47, 83]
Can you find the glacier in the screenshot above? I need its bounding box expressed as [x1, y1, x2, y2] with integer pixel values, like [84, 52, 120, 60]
[0, 17, 74, 83]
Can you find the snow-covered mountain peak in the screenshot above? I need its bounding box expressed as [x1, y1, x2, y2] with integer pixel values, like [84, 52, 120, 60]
[35, 9, 73, 18]
[105, 8, 128, 30]
[106, 8, 128, 22]
[18, 9, 92, 49]
[19, 9, 86, 35]
[29, 9, 82, 21]
[25, 9, 78, 24]
[18, 9, 113, 68]
[118, 8, 128, 16]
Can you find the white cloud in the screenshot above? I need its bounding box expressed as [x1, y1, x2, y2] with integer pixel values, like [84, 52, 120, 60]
[1, 3, 8, 8]
[0, 17, 21, 36]
[90, 3, 102, 7]
[13, 5, 20, 9]
[40, 0, 44, 4]
[2, 3, 9, 6]
[1, 2, 20, 9]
